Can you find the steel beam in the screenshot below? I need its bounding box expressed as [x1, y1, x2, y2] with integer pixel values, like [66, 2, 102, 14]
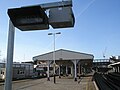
[40, 1, 72, 10]
[22, 1, 72, 10]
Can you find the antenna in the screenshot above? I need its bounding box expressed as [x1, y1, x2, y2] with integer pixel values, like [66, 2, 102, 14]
[24, 54, 25, 61]
[0, 50, 1, 61]
[103, 47, 107, 59]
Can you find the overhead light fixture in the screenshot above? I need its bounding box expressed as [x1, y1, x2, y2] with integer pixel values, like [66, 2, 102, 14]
[49, 6, 75, 29]
[8, 6, 49, 31]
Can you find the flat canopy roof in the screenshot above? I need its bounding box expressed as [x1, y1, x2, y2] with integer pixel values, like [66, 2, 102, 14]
[33, 49, 94, 61]
[108, 62, 120, 67]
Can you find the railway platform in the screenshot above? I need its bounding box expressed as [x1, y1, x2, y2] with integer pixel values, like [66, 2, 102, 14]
[0, 75, 97, 90]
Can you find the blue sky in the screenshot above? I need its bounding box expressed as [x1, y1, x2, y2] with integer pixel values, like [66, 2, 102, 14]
[0, 0, 120, 62]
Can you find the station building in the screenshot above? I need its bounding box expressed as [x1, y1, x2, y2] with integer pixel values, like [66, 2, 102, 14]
[33, 49, 94, 81]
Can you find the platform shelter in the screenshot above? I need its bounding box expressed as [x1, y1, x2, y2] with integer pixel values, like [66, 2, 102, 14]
[33, 49, 94, 81]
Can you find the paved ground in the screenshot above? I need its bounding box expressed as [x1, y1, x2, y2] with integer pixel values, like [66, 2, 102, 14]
[0, 76, 96, 90]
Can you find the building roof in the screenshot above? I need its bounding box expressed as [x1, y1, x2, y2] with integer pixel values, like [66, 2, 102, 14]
[33, 49, 94, 61]
[108, 62, 120, 67]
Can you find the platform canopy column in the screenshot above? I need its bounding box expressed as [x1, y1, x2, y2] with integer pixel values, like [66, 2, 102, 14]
[119, 66, 120, 72]
[70, 65, 74, 77]
[47, 60, 52, 81]
[78, 62, 81, 78]
[117, 66, 119, 72]
[115, 67, 117, 72]
[71, 60, 80, 81]
[59, 65, 61, 78]
[66, 65, 68, 76]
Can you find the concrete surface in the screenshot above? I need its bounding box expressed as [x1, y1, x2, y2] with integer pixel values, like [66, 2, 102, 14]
[0, 76, 96, 90]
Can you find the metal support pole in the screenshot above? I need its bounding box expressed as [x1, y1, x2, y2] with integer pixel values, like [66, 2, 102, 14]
[72, 60, 79, 81]
[118, 66, 120, 72]
[78, 62, 81, 79]
[118, 66, 119, 72]
[71, 66, 73, 77]
[4, 20, 15, 90]
[53, 33, 56, 84]
[74, 60, 77, 81]
[59, 65, 61, 78]
[66, 65, 68, 76]
[48, 32, 61, 84]
[47, 60, 50, 81]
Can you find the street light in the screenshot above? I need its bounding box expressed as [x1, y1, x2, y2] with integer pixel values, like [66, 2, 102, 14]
[49, 6, 75, 29]
[6, 1, 74, 90]
[8, 5, 49, 31]
[5, 5, 50, 90]
[48, 32, 61, 83]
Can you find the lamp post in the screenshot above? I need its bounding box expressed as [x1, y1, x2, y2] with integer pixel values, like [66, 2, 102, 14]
[5, 6, 49, 90]
[4, 20, 15, 90]
[6, 1, 74, 89]
[48, 32, 61, 83]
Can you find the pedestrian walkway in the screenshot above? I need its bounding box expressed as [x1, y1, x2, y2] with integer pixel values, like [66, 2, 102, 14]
[0, 75, 96, 90]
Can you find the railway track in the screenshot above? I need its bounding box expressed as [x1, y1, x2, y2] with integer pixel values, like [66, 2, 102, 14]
[93, 73, 120, 90]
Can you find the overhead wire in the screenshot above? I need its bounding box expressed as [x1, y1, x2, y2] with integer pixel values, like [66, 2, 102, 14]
[39, 0, 96, 53]
[76, 0, 96, 18]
